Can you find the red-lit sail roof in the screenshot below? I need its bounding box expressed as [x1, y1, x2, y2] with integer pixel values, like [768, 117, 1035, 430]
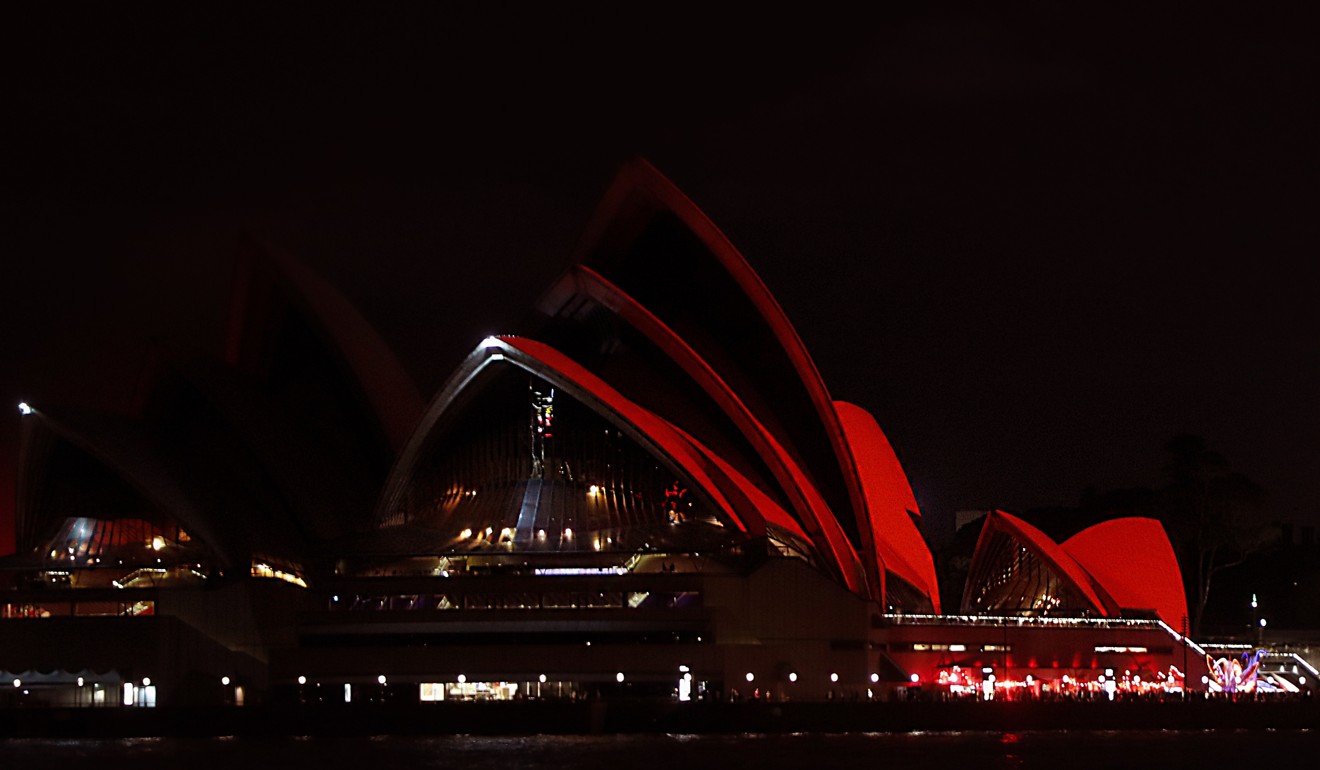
[530, 265, 864, 593]
[382, 336, 855, 547]
[834, 401, 940, 612]
[1063, 517, 1188, 627]
[569, 159, 875, 590]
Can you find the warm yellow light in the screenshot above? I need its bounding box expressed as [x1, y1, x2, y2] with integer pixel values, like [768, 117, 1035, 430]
[588, 484, 600, 495]
[459, 528, 472, 539]
[150, 536, 165, 551]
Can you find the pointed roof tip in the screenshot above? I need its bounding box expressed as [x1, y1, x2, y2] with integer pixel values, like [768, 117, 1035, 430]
[833, 401, 921, 518]
[575, 156, 745, 270]
[834, 400, 938, 611]
[223, 237, 423, 455]
[568, 158, 871, 562]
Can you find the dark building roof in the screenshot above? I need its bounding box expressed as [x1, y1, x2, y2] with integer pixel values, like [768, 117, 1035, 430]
[10, 161, 943, 613]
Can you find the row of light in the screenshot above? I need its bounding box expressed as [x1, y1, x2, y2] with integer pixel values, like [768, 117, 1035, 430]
[683, 668, 898, 685]
[14, 677, 149, 687]
[11, 670, 1062, 691]
[459, 527, 576, 540]
[268, 672, 889, 686]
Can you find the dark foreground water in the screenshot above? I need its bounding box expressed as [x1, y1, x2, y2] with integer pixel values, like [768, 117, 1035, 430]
[1, 731, 1315, 770]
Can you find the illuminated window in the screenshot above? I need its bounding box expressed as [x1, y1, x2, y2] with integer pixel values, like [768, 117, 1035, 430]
[250, 561, 308, 588]
[420, 683, 445, 701]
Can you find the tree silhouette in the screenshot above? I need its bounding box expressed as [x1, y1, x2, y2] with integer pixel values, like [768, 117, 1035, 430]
[1158, 434, 1278, 637]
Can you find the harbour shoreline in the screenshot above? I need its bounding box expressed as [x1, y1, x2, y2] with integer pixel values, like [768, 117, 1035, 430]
[3, 698, 1317, 739]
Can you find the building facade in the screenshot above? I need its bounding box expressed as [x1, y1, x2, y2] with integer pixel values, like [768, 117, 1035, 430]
[2, 161, 1216, 709]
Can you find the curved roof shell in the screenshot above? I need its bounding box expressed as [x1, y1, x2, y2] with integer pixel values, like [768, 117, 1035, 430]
[1063, 517, 1188, 627]
[834, 401, 939, 612]
[529, 264, 864, 592]
[16, 407, 243, 567]
[963, 510, 1117, 616]
[566, 159, 875, 586]
[376, 336, 838, 566]
[226, 238, 422, 459]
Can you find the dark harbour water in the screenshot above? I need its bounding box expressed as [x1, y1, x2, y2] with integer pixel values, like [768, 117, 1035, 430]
[1, 731, 1315, 770]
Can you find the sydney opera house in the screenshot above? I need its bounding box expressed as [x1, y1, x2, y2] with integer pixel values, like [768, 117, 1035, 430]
[2, 161, 1209, 709]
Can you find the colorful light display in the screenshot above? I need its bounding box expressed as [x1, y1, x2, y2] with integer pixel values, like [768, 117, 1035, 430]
[1206, 649, 1267, 694]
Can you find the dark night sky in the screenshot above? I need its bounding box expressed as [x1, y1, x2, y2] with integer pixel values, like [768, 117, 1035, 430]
[5, 5, 1317, 554]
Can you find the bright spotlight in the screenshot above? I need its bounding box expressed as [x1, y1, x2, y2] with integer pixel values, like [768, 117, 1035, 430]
[616, 672, 625, 683]
[18, 402, 33, 415]
[221, 676, 230, 686]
